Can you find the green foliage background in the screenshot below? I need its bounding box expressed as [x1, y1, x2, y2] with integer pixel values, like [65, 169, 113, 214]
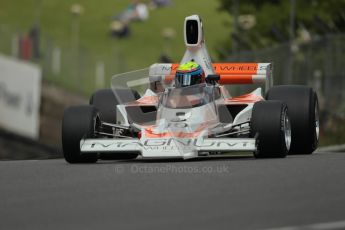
[218, 0, 345, 51]
[0, 0, 231, 70]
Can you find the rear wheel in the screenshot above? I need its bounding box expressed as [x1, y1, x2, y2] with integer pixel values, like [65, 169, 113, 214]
[266, 85, 319, 154]
[250, 101, 290, 158]
[62, 105, 99, 163]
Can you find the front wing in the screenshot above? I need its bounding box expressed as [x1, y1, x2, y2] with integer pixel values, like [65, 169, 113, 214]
[80, 138, 256, 159]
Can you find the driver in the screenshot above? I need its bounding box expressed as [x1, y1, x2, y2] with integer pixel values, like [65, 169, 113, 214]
[175, 61, 205, 87]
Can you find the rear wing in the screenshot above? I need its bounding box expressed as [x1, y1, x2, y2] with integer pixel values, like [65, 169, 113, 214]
[149, 63, 273, 92]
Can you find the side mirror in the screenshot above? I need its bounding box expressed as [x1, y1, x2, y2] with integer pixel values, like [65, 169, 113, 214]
[206, 74, 220, 85]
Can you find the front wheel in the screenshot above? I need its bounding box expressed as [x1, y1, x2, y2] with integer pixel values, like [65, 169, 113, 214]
[250, 101, 291, 158]
[62, 105, 99, 163]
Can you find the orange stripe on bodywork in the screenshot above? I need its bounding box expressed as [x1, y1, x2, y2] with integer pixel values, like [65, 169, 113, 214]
[164, 74, 175, 84]
[126, 96, 158, 105]
[169, 63, 179, 74]
[213, 63, 259, 75]
[143, 123, 209, 138]
[219, 75, 254, 84]
[169, 63, 260, 75]
[214, 63, 260, 84]
[144, 130, 202, 138]
[137, 95, 159, 104]
[164, 63, 261, 85]
[163, 63, 179, 84]
[226, 93, 264, 103]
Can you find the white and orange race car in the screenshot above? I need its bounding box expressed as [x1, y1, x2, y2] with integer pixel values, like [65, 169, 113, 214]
[62, 15, 319, 163]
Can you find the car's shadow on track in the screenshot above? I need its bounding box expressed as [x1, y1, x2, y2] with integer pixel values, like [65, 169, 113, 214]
[63, 153, 311, 165]
[95, 154, 255, 165]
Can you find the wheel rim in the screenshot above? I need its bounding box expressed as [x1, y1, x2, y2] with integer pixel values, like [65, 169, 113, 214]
[283, 111, 291, 151]
[94, 114, 101, 136]
[315, 101, 320, 142]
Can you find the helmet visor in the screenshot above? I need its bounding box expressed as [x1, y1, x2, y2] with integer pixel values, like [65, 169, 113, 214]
[175, 72, 203, 87]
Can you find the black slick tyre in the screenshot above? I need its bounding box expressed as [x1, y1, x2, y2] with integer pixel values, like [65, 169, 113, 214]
[250, 101, 291, 158]
[266, 85, 319, 154]
[62, 105, 99, 163]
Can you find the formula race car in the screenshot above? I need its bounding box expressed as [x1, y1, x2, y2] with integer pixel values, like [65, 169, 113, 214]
[62, 15, 319, 163]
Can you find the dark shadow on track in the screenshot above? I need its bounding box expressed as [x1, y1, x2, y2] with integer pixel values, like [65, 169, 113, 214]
[95, 154, 255, 164]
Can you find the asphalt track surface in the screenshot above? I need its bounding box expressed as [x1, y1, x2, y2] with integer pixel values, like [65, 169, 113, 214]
[1, 152, 345, 230]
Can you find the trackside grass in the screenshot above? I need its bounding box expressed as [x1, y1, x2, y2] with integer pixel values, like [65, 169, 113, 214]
[0, 0, 231, 94]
